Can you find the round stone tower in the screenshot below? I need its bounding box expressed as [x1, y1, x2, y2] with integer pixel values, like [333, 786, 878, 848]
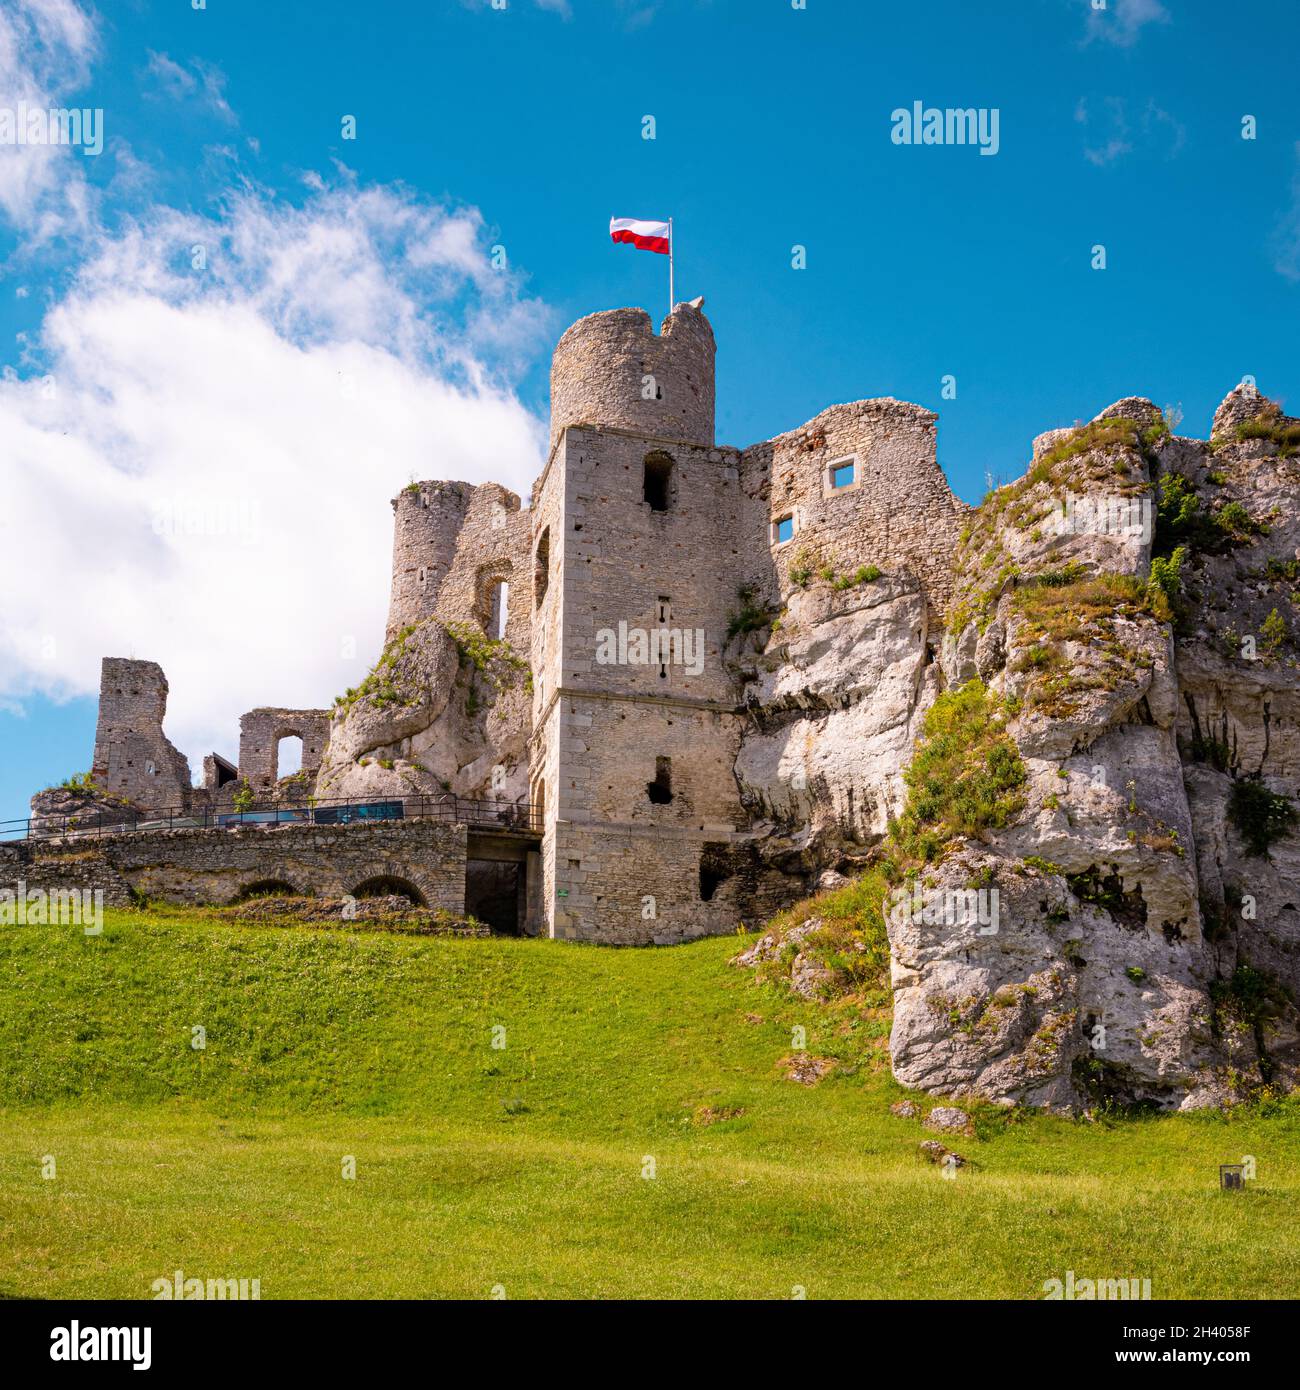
[549, 298, 715, 448]
[386, 480, 473, 642]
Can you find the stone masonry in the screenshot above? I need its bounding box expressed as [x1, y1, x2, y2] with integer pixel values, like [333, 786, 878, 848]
[237, 707, 332, 795]
[3, 820, 469, 913]
[36, 298, 972, 946]
[90, 658, 193, 811]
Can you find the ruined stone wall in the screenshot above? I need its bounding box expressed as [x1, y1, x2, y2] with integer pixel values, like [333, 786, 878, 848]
[527, 693, 564, 940]
[549, 302, 715, 449]
[201, 753, 238, 793]
[739, 399, 970, 623]
[425, 482, 532, 655]
[237, 708, 332, 794]
[0, 841, 135, 907]
[528, 440, 568, 720]
[89, 658, 192, 811]
[545, 700, 788, 944]
[525, 440, 569, 935]
[3, 820, 469, 911]
[548, 825, 801, 945]
[581, 702, 745, 829]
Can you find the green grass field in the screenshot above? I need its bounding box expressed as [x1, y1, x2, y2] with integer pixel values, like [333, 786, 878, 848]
[1, 908, 1296, 1299]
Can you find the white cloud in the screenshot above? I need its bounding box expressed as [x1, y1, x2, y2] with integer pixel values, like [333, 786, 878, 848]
[0, 0, 100, 246]
[1076, 97, 1132, 167]
[1272, 142, 1300, 283]
[144, 50, 237, 123]
[461, 0, 572, 15]
[0, 180, 552, 770]
[1083, 0, 1170, 48]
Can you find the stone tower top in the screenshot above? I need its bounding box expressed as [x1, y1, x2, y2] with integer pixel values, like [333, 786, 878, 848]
[385, 480, 475, 641]
[549, 298, 715, 449]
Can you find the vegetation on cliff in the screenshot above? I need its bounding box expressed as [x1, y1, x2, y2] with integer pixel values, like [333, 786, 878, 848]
[745, 681, 1026, 1005]
[946, 415, 1153, 635]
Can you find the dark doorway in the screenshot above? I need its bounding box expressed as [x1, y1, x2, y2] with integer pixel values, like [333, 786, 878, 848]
[466, 859, 522, 935]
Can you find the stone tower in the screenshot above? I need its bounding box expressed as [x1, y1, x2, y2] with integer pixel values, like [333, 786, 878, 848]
[548, 299, 715, 448]
[385, 480, 475, 642]
[360, 297, 966, 946]
[529, 300, 769, 944]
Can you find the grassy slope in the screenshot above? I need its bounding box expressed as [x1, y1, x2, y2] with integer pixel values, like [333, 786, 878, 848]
[1, 909, 1296, 1299]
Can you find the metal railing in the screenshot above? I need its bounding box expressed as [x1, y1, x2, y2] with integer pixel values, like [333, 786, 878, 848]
[0, 791, 542, 843]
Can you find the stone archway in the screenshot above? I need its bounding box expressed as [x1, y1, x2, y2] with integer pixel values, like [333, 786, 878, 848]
[348, 874, 428, 907]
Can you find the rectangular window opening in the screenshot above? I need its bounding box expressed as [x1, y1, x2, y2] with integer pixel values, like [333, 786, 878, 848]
[643, 454, 673, 512]
[830, 458, 856, 490]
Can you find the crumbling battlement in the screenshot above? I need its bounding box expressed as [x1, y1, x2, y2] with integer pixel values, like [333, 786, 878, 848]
[386, 480, 533, 651]
[741, 397, 971, 621]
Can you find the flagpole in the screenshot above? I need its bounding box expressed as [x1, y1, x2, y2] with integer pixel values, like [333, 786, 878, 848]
[668, 217, 674, 313]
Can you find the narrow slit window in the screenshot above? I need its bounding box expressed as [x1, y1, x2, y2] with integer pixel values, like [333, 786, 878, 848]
[534, 528, 550, 606]
[489, 579, 509, 639]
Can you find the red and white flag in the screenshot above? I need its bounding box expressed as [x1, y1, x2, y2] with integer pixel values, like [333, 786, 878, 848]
[609, 217, 671, 255]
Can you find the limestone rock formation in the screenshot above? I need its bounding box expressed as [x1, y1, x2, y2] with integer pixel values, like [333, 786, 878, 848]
[730, 576, 939, 861]
[737, 385, 1300, 1113]
[314, 616, 530, 807]
[28, 782, 141, 837]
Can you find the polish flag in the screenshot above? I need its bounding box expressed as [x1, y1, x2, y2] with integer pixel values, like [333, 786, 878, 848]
[610, 217, 671, 255]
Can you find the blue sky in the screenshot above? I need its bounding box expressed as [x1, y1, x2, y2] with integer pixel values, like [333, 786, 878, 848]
[2, 0, 1298, 817]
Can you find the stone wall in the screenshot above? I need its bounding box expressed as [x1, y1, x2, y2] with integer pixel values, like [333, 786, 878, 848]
[527, 457, 565, 717]
[0, 840, 135, 907]
[385, 480, 474, 642]
[740, 398, 970, 623]
[422, 481, 532, 654]
[88, 657, 192, 812]
[237, 708, 332, 795]
[549, 823, 800, 945]
[553, 425, 746, 707]
[1, 820, 470, 911]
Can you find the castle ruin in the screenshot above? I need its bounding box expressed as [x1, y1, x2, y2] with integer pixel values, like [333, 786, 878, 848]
[16, 297, 1299, 1111]
[16, 298, 968, 944]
